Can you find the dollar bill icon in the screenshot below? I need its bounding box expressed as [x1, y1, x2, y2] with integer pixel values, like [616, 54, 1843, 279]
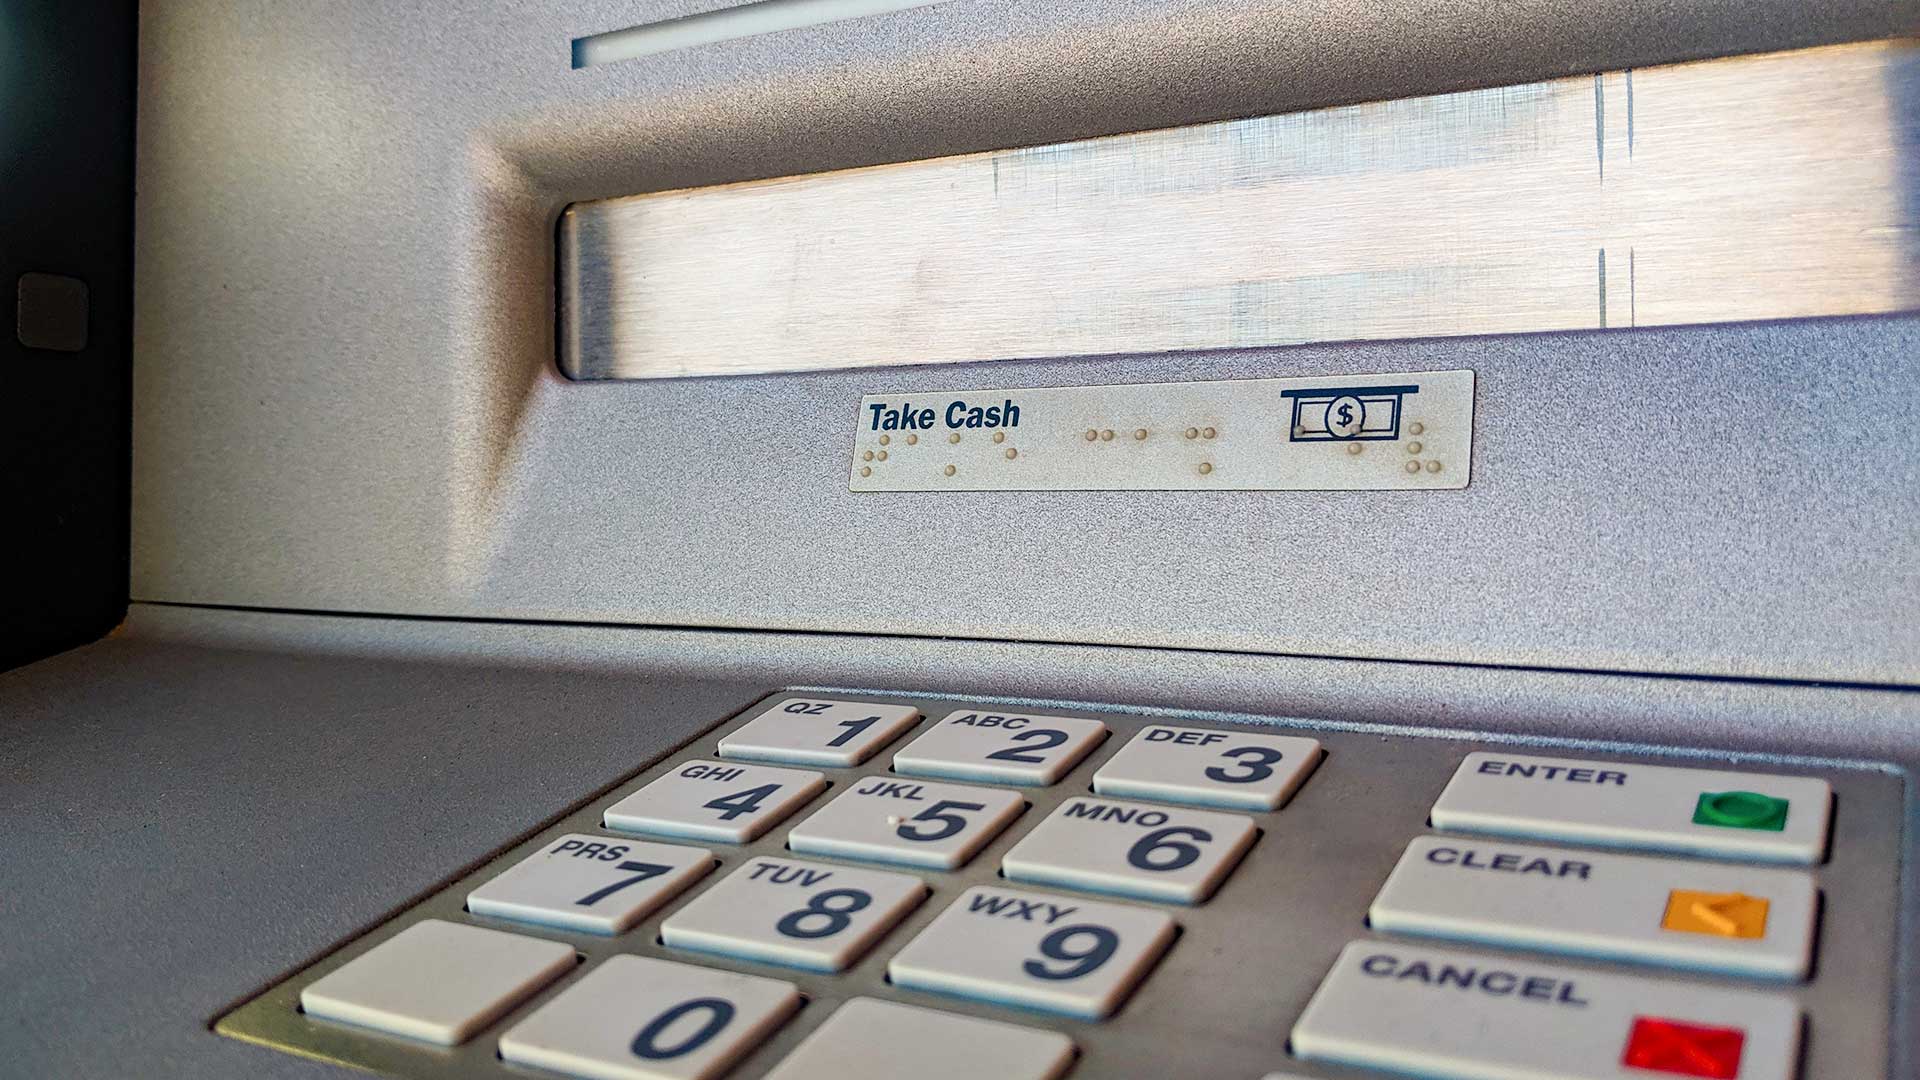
[1281, 384, 1419, 441]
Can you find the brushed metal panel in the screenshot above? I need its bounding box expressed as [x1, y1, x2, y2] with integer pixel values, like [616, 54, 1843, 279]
[561, 40, 1920, 380]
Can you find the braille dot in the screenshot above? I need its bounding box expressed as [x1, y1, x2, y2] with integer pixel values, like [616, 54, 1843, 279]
[1185, 427, 1199, 439]
[860, 466, 872, 477]
[1202, 427, 1217, 439]
[1198, 462, 1214, 475]
[862, 450, 874, 461]
[992, 432, 1005, 444]
[1346, 443, 1362, 456]
[1085, 429, 1099, 441]
[1406, 441, 1423, 455]
[879, 434, 890, 445]
[877, 450, 888, 461]
[1005, 448, 1018, 460]
[1404, 460, 1420, 474]
[906, 434, 918, 445]
[1134, 428, 1148, 441]
[948, 432, 961, 444]
[1100, 429, 1114, 441]
[1409, 422, 1425, 436]
[1426, 460, 1442, 473]
[944, 464, 957, 476]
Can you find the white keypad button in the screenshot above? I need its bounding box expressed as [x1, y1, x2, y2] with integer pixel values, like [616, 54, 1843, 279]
[887, 885, 1176, 1019]
[892, 708, 1107, 786]
[1292, 940, 1802, 1080]
[499, 955, 801, 1080]
[466, 834, 714, 935]
[604, 761, 827, 844]
[718, 698, 922, 767]
[1001, 796, 1257, 904]
[1369, 836, 1819, 980]
[1430, 752, 1832, 863]
[1092, 724, 1322, 811]
[299, 920, 575, 1046]
[763, 998, 1075, 1080]
[787, 776, 1025, 870]
[660, 856, 927, 972]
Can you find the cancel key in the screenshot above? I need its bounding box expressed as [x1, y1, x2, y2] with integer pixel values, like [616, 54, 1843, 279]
[1369, 836, 1817, 980]
[1292, 940, 1802, 1080]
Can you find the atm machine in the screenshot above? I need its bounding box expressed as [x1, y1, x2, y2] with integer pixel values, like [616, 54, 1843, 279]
[4, 1, 1918, 1078]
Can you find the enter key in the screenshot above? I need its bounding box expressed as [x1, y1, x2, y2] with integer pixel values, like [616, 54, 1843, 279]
[1368, 835, 1818, 980]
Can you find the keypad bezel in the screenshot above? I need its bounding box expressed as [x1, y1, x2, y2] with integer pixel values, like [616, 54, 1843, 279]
[215, 689, 1903, 1079]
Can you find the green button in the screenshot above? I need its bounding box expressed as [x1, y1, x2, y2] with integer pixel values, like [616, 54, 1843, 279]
[1693, 790, 1790, 831]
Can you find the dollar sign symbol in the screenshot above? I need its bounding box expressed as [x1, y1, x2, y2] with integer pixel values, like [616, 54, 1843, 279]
[1336, 403, 1355, 428]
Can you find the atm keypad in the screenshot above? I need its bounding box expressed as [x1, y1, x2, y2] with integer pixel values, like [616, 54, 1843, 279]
[499, 955, 802, 1080]
[786, 777, 1026, 870]
[659, 856, 929, 973]
[763, 997, 1075, 1080]
[886, 885, 1178, 1020]
[603, 761, 827, 843]
[225, 692, 1869, 1080]
[892, 709, 1108, 785]
[1366, 836, 1819, 980]
[1000, 796, 1258, 904]
[718, 698, 922, 768]
[465, 835, 715, 935]
[1092, 725, 1322, 811]
[298, 920, 576, 1046]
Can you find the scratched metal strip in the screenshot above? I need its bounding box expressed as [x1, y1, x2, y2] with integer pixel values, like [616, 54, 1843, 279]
[560, 40, 1920, 380]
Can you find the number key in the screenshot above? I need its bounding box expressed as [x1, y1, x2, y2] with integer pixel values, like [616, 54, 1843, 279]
[1001, 796, 1257, 904]
[893, 709, 1107, 786]
[788, 777, 1025, 870]
[604, 761, 827, 843]
[1093, 725, 1322, 811]
[661, 856, 927, 972]
[719, 697, 922, 767]
[887, 885, 1175, 1019]
[498, 955, 801, 1080]
[466, 834, 714, 934]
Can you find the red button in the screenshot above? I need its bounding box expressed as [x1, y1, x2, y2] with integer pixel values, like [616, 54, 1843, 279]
[1621, 1016, 1747, 1078]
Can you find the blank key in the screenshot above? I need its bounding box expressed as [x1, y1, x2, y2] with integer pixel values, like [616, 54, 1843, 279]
[299, 920, 576, 1045]
[764, 998, 1075, 1080]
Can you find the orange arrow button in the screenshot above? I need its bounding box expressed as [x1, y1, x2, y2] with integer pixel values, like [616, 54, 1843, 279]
[1661, 890, 1770, 939]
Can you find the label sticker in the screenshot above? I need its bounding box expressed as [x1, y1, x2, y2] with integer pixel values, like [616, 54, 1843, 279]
[850, 370, 1472, 491]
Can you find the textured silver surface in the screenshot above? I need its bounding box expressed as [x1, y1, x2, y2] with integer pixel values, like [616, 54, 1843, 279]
[216, 689, 1900, 1080]
[2, 606, 1913, 1076]
[129, 1, 1920, 687]
[562, 41, 1920, 380]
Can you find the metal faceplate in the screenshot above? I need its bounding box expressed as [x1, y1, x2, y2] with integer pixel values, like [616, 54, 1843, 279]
[216, 690, 1903, 1080]
[131, 3, 1920, 687]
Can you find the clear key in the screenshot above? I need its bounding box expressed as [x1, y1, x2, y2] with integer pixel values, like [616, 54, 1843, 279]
[466, 834, 714, 935]
[718, 697, 922, 767]
[892, 708, 1107, 786]
[787, 776, 1025, 870]
[1093, 724, 1322, 811]
[499, 955, 801, 1080]
[604, 761, 826, 844]
[887, 885, 1175, 1019]
[1001, 796, 1257, 904]
[661, 856, 927, 972]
